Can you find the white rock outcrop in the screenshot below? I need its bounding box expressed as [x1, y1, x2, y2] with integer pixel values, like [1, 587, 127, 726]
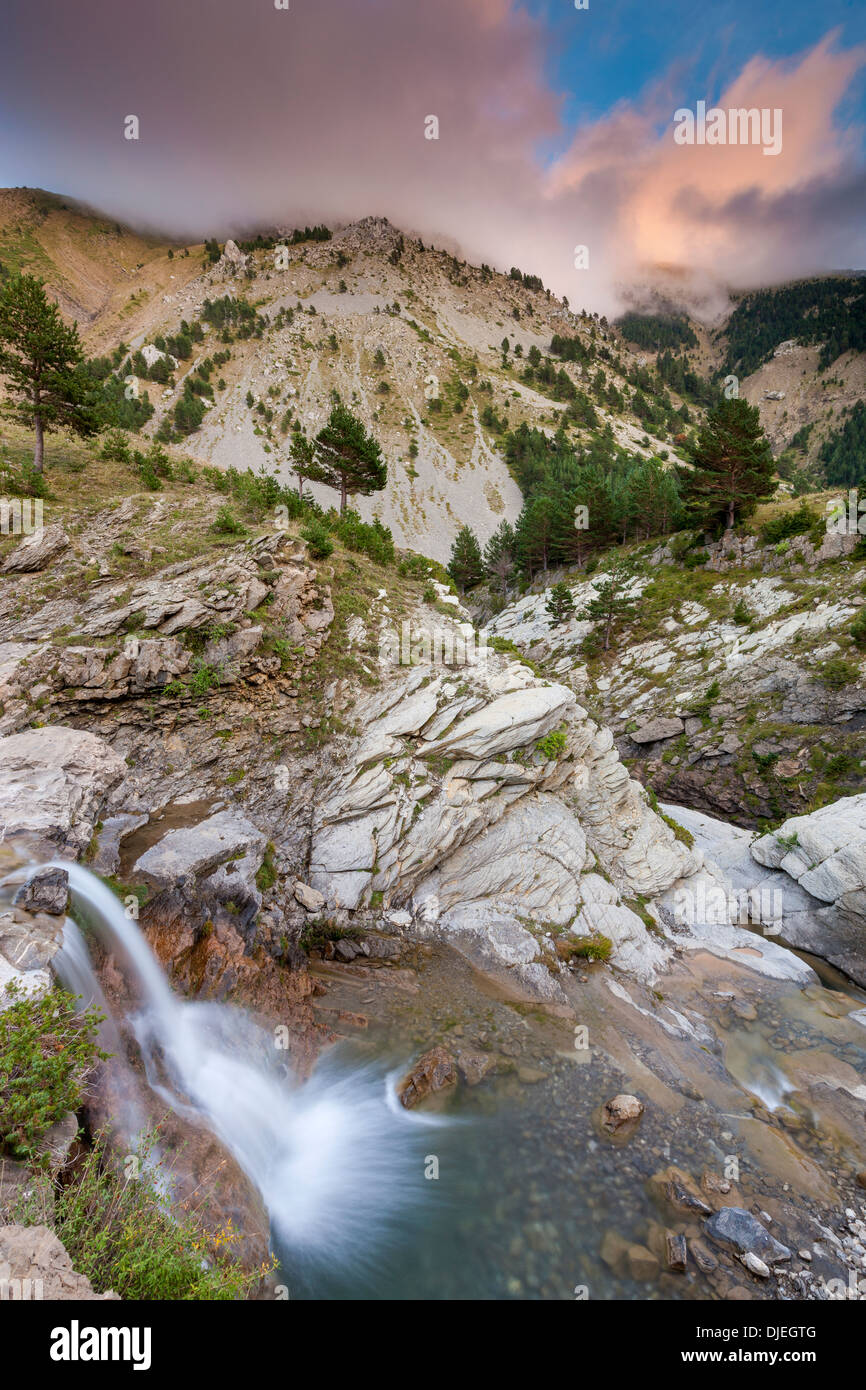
[309, 657, 702, 991]
[0, 726, 126, 857]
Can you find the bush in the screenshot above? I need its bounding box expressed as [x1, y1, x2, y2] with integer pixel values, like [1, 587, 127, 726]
[560, 935, 612, 963]
[760, 501, 818, 546]
[99, 428, 131, 464]
[817, 655, 860, 689]
[211, 505, 247, 536]
[301, 518, 334, 559]
[850, 609, 866, 650]
[0, 986, 106, 1160]
[333, 511, 394, 566]
[535, 726, 568, 760]
[48, 1131, 271, 1300]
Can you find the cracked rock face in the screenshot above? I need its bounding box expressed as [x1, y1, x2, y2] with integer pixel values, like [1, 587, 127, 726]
[750, 795, 866, 985]
[0, 725, 126, 858]
[308, 654, 703, 991]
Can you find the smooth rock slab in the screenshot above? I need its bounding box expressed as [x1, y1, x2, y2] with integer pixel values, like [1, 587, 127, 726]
[630, 716, 685, 744]
[1, 525, 69, 574]
[133, 810, 266, 888]
[0, 725, 126, 857]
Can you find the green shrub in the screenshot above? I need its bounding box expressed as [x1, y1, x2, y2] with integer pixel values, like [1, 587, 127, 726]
[211, 505, 247, 536]
[850, 609, 866, 651]
[333, 510, 394, 565]
[732, 599, 752, 625]
[535, 725, 568, 760]
[560, 934, 612, 963]
[0, 986, 106, 1160]
[49, 1131, 272, 1300]
[818, 655, 860, 689]
[760, 501, 818, 546]
[301, 518, 334, 559]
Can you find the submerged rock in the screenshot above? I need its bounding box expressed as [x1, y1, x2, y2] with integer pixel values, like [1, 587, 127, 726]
[602, 1093, 644, 1131]
[704, 1207, 792, 1263]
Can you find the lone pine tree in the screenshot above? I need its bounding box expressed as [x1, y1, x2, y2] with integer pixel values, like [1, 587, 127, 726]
[682, 396, 775, 530]
[0, 273, 96, 473]
[314, 398, 386, 515]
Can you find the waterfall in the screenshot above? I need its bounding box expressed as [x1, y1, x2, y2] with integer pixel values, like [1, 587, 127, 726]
[43, 862, 439, 1269]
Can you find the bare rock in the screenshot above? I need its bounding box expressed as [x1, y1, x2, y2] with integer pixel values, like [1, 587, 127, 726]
[0, 1225, 119, 1299]
[1, 525, 69, 574]
[14, 866, 69, 916]
[294, 881, 325, 912]
[0, 726, 126, 857]
[397, 1045, 457, 1109]
[630, 717, 684, 745]
[602, 1093, 644, 1131]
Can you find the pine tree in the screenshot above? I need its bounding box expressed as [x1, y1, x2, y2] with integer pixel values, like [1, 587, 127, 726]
[515, 495, 556, 578]
[681, 397, 775, 529]
[314, 398, 386, 515]
[545, 581, 576, 626]
[0, 273, 96, 472]
[579, 558, 638, 651]
[448, 524, 484, 593]
[288, 426, 332, 499]
[483, 519, 516, 591]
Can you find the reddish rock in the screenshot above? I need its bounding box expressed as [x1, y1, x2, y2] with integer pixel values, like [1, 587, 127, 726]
[398, 1045, 457, 1109]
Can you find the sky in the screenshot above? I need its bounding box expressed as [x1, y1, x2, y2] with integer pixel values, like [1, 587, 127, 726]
[1, 0, 865, 315]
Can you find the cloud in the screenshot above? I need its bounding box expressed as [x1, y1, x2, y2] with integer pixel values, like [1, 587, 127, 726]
[0, 2, 864, 314]
[548, 32, 866, 302]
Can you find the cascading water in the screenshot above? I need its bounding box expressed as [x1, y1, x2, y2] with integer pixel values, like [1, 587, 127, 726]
[42, 862, 443, 1274]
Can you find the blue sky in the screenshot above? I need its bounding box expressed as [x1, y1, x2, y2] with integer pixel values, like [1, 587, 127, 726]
[524, 0, 866, 152]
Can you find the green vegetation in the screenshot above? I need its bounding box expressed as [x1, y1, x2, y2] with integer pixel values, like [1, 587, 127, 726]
[0, 272, 98, 472]
[818, 401, 866, 489]
[759, 500, 820, 546]
[448, 524, 484, 592]
[722, 276, 866, 377]
[313, 398, 386, 516]
[680, 397, 775, 530]
[42, 1131, 271, 1300]
[545, 581, 576, 626]
[535, 725, 568, 760]
[615, 313, 698, 352]
[559, 934, 612, 963]
[0, 985, 105, 1160]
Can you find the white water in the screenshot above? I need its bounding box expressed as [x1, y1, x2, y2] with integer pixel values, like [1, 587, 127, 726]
[45, 862, 434, 1267]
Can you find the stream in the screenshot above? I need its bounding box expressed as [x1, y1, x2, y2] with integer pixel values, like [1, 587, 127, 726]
[6, 860, 866, 1300]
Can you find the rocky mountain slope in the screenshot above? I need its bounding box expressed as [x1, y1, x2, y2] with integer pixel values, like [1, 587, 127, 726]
[485, 514, 866, 827]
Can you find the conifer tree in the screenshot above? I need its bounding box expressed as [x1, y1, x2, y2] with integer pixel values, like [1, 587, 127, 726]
[681, 397, 774, 529]
[579, 558, 638, 651]
[314, 397, 386, 515]
[545, 581, 576, 626]
[0, 273, 95, 472]
[448, 524, 484, 593]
